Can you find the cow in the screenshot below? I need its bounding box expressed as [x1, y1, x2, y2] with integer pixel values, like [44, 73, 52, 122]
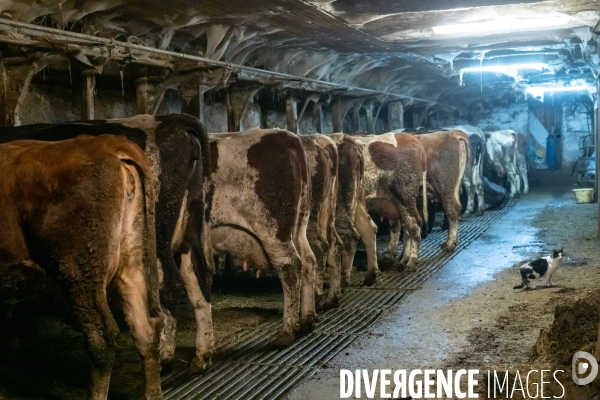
[484, 129, 520, 197]
[415, 130, 469, 252]
[328, 134, 379, 288]
[0, 114, 215, 374]
[299, 134, 342, 309]
[353, 133, 427, 274]
[446, 125, 486, 216]
[516, 132, 529, 195]
[0, 135, 174, 400]
[208, 129, 317, 346]
[482, 176, 510, 210]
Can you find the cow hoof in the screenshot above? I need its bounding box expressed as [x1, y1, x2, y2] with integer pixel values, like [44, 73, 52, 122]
[475, 210, 484, 217]
[363, 270, 379, 286]
[189, 353, 213, 374]
[441, 242, 456, 252]
[403, 260, 418, 272]
[341, 275, 351, 289]
[299, 313, 318, 333]
[273, 332, 296, 347]
[322, 296, 340, 310]
[378, 256, 395, 271]
[314, 293, 325, 312]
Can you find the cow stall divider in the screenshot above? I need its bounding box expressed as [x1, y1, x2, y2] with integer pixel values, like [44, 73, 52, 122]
[160, 199, 518, 400]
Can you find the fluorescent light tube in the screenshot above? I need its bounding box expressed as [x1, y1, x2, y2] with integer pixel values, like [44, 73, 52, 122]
[461, 63, 547, 74]
[432, 16, 569, 35]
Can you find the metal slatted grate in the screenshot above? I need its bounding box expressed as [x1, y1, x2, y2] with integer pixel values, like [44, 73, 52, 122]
[162, 199, 517, 399]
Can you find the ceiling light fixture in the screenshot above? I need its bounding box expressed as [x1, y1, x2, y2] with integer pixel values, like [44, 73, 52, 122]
[526, 84, 595, 101]
[459, 63, 548, 85]
[432, 15, 569, 35]
[461, 63, 547, 74]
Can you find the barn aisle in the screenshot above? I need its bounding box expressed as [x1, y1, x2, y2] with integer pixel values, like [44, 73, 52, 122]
[284, 186, 600, 399]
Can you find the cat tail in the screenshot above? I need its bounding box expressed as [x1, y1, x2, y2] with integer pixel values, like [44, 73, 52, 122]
[513, 270, 528, 289]
[513, 280, 526, 289]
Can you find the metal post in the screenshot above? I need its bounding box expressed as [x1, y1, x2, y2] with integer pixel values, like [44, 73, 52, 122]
[181, 86, 206, 124]
[388, 101, 404, 131]
[365, 101, 375, 134]
[81, 69, 96, 120]
[352, 107, 361, 133]
[313, 101, 324, 133]
[286, 95, 298, 134]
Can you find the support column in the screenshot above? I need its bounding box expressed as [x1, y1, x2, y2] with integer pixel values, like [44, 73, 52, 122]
[352, 107, 361, 133]
[227, 84, 260, 132]
[388, 101, 404, 131]
[331, 98, 350, 133]
[226, 89, 238, 132]
[313, 101, 324, 133]
[286, 95, 298, 134]
[181, 86, 206, 123]
[81, 69, 96, 120]
[136, 72, 165, 116]
[365, 101, 375, 134]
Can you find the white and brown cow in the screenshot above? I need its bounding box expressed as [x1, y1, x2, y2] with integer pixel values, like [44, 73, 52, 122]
[328, 133, 378, 289]
[484, 129, 520, 197]
[300, 134, 342, 309]
[0, 135, 174, 400]
[416, 130, 469, 251]
[353, 133, 427, 275]
[447, 125, 486, 215]
[208, 129, 317, 346]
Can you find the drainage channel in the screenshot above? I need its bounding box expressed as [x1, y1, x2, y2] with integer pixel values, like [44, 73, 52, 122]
[162, 199, 517, 399]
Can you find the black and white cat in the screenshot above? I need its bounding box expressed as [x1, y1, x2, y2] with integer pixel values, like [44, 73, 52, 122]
[513, 248, 563, 290]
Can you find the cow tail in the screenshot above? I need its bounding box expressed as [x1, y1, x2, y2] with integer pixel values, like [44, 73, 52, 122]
[112, 138, 160, 318]
[123, 151, 160, 318]
[460, 135, 471, 170]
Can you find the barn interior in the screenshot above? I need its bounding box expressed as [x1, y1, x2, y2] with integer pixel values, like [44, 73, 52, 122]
[1, 0, 600, 399]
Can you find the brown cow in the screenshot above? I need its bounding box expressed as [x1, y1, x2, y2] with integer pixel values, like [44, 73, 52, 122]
[300, 134, 342, 309]
[354, 133, 427, 274]
[416, 130, 469, 251]
[209, 129, 317, 346]
[0, 114, 215, 374]
[0, 135, 174, 399]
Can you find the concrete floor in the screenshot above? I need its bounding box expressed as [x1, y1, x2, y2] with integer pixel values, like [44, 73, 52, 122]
[284, 188, 569, 399]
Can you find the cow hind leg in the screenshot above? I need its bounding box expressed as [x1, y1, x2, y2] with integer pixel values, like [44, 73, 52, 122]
[65, 281, 119, 400]
[267, 244, 303, 345]
[354, 201, 379, 286]
[441, 199, 461, 252]
[323, 232, 342, 309]
[180, 250, 215, 374]
[309, 238, 328, 310]
[398, 205, 421, 271]
[117, 259, 164, 400]
[336, 219, 360, 289]
[380, 219, 401, 270]
[297, 235, 318, 333]
[475, 172, 485, 215]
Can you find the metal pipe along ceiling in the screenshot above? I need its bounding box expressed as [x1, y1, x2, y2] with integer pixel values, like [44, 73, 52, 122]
[0, 18, 439, 105]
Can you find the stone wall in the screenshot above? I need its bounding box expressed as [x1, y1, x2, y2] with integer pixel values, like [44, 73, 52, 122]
[561, 96, 593, 170]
